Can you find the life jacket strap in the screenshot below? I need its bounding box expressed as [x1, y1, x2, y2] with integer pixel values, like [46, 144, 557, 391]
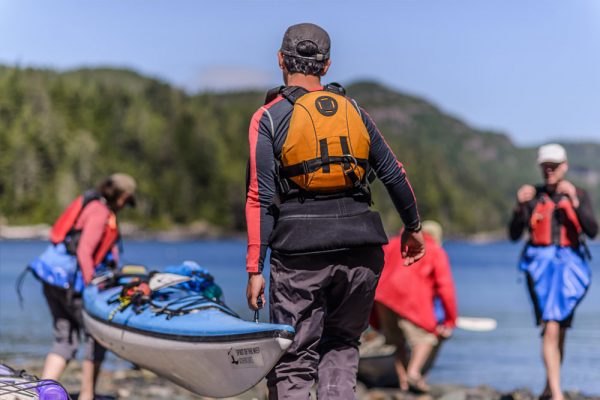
[319, 139, 330, 173]
[279, 156, 369, 179]
[280, 83, 348, 105]
[339, 136, 362, 186]
[280, 186, 373, 203]
[264, 85, 284, 105]
[324, 82, 346, 96]
[281, 86, 310, 105]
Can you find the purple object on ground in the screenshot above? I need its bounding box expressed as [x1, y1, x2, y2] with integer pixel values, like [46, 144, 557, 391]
[0, 364, 15, 376]
[0, 364, 70, 400]
[36, 380, 70, 400]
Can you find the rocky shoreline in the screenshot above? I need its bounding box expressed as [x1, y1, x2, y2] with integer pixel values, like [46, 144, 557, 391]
[2, 358, 598, 400]
[0, 223, 514, 243]
[0, 222, 232, 241]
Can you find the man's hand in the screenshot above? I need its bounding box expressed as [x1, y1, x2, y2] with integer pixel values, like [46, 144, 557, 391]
[246, 272, 265, 311]
[556, 180, 579, 208]
[517, 184, 536, 204]
[401, 229, 426, 266]
[436, 325, 454, 339]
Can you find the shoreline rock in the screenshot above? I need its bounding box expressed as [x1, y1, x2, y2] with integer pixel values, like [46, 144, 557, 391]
[0, 224, 51, 240]
[0, 223, 547, 244]
[0, 222, 243, 242]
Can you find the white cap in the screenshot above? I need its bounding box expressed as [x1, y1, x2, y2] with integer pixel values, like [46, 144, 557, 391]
[537, 143, 567, 164]
[422, 220, 443, 245]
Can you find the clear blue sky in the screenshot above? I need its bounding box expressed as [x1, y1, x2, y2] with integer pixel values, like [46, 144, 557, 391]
[1, 0, 599, 145]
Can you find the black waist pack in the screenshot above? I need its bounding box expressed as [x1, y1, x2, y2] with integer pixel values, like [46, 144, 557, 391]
[269, 204, 389, 254]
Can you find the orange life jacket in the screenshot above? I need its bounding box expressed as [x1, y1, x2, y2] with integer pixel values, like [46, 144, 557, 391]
[276, 84, 372, 195]
[529, 192, 582, 247]
[50, 191, 119, 265]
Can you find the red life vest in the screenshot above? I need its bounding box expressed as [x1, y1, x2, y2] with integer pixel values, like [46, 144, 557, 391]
[529, 193, 582, 247]
[50, 192, 119, 265]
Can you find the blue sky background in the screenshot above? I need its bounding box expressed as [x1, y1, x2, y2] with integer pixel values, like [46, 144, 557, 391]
[1, 0, 599, 145]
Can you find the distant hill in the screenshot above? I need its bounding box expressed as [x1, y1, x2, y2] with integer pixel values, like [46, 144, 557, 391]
[0, 66, 598, 236]
[346, 82, 600, 234]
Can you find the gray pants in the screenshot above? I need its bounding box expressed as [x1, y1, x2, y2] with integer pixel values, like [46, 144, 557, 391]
[43, 283, 106, 362]
[267, 247, 384, 400]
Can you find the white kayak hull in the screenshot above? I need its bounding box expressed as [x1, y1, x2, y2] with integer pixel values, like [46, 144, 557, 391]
[83, 311, 292, 398]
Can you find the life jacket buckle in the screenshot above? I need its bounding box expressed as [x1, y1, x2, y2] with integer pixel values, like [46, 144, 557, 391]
[341, 154, 357, 170]
[278, 178, 291, 195]
[340, 154, 362, 187]
[302, 160, 310, 175]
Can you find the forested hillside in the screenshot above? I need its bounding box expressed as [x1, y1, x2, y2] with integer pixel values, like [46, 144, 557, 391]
[1, 66, 598, 236]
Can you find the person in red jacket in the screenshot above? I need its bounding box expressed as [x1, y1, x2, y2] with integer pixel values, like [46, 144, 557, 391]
[374, 220, 458, 393]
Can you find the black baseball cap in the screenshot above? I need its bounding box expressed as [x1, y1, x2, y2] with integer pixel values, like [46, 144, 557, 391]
[280, 23, 330, 61]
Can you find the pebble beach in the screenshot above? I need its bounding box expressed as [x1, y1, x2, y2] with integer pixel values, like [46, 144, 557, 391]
[3, 358, 600, 400]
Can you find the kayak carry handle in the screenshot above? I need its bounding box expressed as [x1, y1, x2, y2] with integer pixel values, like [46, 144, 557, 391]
[254, 297, 263, 323]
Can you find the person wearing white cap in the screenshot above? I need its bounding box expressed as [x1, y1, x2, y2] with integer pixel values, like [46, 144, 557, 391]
[509, 144, 597, 400]
[27, 173, 137, 400]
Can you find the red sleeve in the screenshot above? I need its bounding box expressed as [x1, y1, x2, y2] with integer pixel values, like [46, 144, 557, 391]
[433, 247, 458, 327]
[75, 202, 110, 285]
[245, 106, 276, 273]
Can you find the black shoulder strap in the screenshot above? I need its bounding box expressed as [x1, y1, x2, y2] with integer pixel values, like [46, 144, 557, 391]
[533, 186, 546, 202]
[324, 82, 346, 96]
[281, 86, 309, 105]
[264, 86, 284, 105]
[62, 190, 102, 236]
[82, 189, 102, 208]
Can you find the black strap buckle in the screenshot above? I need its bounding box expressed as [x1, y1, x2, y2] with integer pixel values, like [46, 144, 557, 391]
[341, 154, 362, 187]
[301, 160, 310, 175]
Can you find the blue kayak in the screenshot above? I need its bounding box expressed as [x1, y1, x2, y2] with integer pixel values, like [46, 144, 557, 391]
[82, 263, 294, 398]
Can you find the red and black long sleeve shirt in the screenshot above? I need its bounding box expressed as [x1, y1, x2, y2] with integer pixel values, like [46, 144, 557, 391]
[245, 88, 420, 273]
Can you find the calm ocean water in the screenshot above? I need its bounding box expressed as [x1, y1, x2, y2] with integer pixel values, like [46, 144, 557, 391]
[1, 240, 599, 394]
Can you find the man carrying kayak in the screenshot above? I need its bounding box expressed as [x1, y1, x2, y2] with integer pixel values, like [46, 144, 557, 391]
[509, 144, 597, 400]
[245, 23, 425, 399]
[27, 173, 136, 400]
[373, 220, 458, 393]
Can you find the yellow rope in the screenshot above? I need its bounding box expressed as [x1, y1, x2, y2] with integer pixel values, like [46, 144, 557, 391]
[108, 297, 132, 321]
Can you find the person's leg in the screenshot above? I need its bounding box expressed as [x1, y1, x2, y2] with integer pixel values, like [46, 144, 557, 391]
[41, 284, 78, 380]
[42, 353, 68, 380]
[74, 295, 107, 400]
[559, 327, 566, 361]
[393, 356, 409, 391]
[399, 320, 438, 393]
[317, 247, 384, 400]
[266, 253, 329, 400]
[421, 338, 444, 376]
[406, 343, 433, 392]
[79, 336, 107, 400]
[542, 321, 564, 400]
[374, 303, 409, 390]
[79, 360, 99, 400]
[407, 343, 433, 379]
